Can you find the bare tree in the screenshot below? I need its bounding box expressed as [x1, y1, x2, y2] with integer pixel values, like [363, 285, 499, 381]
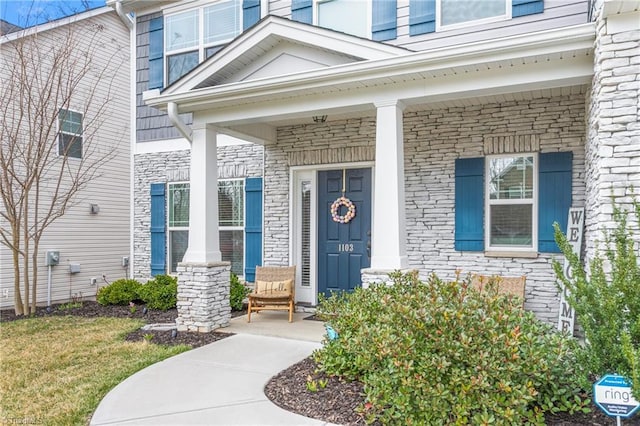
[0, 16, 126, 315]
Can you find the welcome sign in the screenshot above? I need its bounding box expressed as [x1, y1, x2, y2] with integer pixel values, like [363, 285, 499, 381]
[557, 207, 584, 335]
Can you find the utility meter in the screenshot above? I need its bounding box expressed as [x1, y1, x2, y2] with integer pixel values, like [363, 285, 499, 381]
[45, 251, 60, 266]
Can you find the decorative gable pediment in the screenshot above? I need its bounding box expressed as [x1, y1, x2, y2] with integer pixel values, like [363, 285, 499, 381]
[162, 15, 409, 95]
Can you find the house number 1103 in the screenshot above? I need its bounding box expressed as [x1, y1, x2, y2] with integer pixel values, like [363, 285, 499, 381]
[338, 243, 354, 252]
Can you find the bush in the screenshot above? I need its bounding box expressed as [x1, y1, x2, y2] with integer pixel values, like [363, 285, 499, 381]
[139, 274, 178, 311]
[230, 272, 249, 311]
[314, 272, 590, 425]
[553, 198, 640, 399]
[96, 279, 142, 306]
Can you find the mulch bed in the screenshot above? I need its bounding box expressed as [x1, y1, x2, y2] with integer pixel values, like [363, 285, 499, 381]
[266, 358, 640, 426]
[2, 302, 638, 425]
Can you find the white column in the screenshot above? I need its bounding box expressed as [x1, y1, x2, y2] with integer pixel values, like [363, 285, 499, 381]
[183, 123, 221, 263]
[370, 100, 408, 270]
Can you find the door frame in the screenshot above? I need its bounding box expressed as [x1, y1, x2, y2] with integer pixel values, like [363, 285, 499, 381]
[290, 161, 374, 306]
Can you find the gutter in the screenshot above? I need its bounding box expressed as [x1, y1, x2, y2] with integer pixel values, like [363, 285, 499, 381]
[114, 1, 134, 30]
[168, 102, 193, 142]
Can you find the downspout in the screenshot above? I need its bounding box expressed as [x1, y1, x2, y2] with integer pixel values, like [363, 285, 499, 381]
[114, 1, 133, 29]
[168, 102, 193, 143]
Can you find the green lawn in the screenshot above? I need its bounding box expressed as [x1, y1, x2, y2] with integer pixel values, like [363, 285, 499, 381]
[0, 316, 188, 425]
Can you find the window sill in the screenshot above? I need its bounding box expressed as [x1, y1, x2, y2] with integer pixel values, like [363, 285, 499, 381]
[484, 251, 538, 259]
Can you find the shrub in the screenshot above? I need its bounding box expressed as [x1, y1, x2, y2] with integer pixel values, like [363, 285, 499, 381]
[230, 272, 249, 311]
[553, 198, 640, 399]
[139, 274, 178, 311]
[96, 279, 142, 306]
[314, 272, 590, 425]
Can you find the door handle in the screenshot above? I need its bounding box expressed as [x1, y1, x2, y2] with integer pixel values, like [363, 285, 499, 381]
[366, 240, 371, 258]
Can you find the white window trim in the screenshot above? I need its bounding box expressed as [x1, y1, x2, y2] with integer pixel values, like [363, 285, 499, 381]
[313, 0, 372, 39]
[57, 108, 83, 159]
[164, 0, 242, 85]
[484, 153, 538, 253]
[436, 0, 512, 32]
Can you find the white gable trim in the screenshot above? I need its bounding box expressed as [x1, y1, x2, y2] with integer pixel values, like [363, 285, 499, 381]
[163, 15, 409, 94]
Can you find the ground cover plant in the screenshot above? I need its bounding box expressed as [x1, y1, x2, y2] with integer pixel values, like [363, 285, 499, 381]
[553, 198, 640, 399]
[314, 272, 591, 425]
[0, 316, 188, 425]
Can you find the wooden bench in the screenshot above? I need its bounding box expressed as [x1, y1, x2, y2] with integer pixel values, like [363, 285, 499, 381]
[470, 274, 526, 305]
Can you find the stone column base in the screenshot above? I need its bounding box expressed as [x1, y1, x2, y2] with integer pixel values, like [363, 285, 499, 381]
[361, 268, 418, 289]
[175, 262, 231, 332]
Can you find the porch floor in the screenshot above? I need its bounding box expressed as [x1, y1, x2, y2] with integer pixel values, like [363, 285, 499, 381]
[219, 310, 326, 343]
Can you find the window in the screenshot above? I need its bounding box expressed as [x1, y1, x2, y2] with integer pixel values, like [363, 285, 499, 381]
[439, 0, 508, 28]
[412, 0, 537, 36]
[168, 183, 190, 273]
[317, 0, 368, 38]
[486, 154, 536, 250]
[58, 109, 83, 158]
[165, 0, 241, 85]
[218, 180, 244, 276]
[455, 152, 571, 254]
[167, 180, 245, 275]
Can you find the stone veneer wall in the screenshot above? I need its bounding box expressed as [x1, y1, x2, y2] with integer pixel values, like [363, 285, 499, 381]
[133, 143, 264, 281]
[584, 5, 640, 262]
[266, 93, 587, 325]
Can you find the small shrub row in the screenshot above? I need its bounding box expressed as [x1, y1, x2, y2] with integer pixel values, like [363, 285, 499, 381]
[96, 273, 249, 312]
[314, 272, 590, 425]
[97, 275, 177, 311]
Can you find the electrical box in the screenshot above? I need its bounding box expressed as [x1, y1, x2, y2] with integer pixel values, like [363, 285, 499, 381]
[122, 256, 129, 267]
[69, 263, 81, 274]
[45, 251, 60, 266]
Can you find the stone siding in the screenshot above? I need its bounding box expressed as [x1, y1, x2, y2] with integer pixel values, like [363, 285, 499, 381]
[585, 6, 640, 262]
[133, 144, 264, 281]
[265, 94, 587, 324]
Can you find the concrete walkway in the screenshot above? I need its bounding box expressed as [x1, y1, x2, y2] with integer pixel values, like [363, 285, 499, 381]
[91, 313, 333, 425]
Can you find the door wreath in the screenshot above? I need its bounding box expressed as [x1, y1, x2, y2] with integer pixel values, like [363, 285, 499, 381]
[331, 196, 356, 224]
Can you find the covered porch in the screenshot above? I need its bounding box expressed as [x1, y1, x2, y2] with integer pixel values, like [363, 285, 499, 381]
[142, 15, 594, 331]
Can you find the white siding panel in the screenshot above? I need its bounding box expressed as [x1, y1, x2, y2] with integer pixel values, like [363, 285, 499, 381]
[0, 11, 130, 310]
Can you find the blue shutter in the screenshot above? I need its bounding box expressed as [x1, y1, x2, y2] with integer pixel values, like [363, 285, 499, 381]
[243, 0, 261, 30]
[538, 152, 572, 253]
[244, 177, 263, 282]
[512, 0, 544, 17]
[291, 0, 312, 24]
[148, 16, 164, 90]
[372, 0, 397, 41]
[409, 0, 435, 36]
[150, 183, 166, 276]
[455, 158, 484, 251]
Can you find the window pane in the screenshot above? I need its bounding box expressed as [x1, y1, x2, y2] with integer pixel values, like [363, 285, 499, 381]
[58, 134, 82, 158]
[170, 230, 189, 273]
[167, 51, 199, 84]
[489, 156, 534, 200]
[441, 0, 505, 26]
[204, 0, 240, 45]
[206, 45, 224, 59]
[490, 204, 533, 247]
[220, 230, 243, 276]
[166, 10, 199, 51]
[318, 0, 367, 38]
[169, 183, 190, 227]
[218, 180, 244, 227]
[59, 110, 83, 135]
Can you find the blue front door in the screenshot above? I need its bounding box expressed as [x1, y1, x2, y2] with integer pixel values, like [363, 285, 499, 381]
[318, 168, 372, 297]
